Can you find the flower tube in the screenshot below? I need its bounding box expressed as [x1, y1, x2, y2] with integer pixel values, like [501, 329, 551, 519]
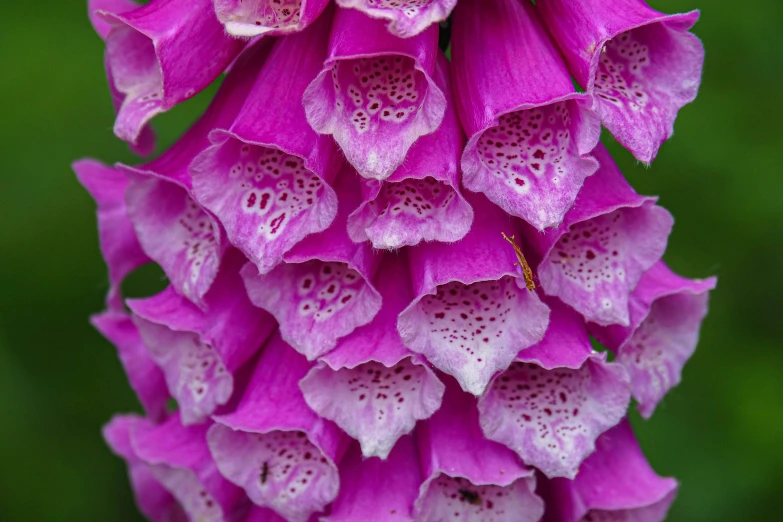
[208, 334, 347, 522]
[452, 0, 600, 231]
[346, 55, 473, 250]
[537, 0, 704, 163]
[527, 144, 673, 327]
[300, 253, 444, 459]
[95, 0, 245, 147]
[398, 191, 550, 396]
[213, 0, 331, 37]
[192, 12, 342, 275]
[128, 250, 277, 425]
[303, 7, 445, 180]
[591, 261, 716, 417]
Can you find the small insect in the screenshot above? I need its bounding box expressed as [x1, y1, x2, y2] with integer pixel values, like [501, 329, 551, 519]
[502, 232, 536, 292]
[260, 462, 269, 485]
[458, 489, 482, 506]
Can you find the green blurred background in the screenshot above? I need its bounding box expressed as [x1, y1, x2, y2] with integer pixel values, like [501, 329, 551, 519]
[0, 1, 781, 520]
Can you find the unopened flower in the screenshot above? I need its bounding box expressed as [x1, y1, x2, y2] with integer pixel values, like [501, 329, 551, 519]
[79, 1, 715, 520]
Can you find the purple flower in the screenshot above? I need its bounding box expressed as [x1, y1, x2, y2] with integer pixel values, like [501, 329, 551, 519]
[538, 0, 704, 163]
[81, 1, 715, 519]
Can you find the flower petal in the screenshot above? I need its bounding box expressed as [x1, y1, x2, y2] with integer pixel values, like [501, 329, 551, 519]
[98, 0, 245, 146]
[324, 437, 421, 521]
[91, 310, 169, 421]
[241, 170, 382, 360]
[591, 261, 716, 418]
[128, 251, 276, 425]
[538, 0, 703, 163]
[415, 382, 544, 522]
[453, 0, 600, 231]
[303, 7, 445, 180]
[529, 144, 673, 327]
[479, 350, 630, 479]
[347, 55, 473, 249]
[103, 415, 188, 522]
[213, 0, 331, 37]
[192, 17, 341, 275]
[131, 416, 248, 522]
[335, 0, 457, 38]
[208, 335, 346, 522]
[73, 159, 150, 309]
[398, 192, 550, 395]
[300, 254, 444, 459]
[539, 419, 678, 522]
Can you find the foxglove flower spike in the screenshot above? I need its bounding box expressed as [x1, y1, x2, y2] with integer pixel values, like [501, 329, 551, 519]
[527, 144, 673, 327]
[479, 298, 631, 479]
[415, 381, 544, 522]
[128, 250, 277, 425]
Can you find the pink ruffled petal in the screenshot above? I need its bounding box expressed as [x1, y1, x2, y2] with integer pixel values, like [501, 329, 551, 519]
[300, 254, 444, 459]
[415, 382, 544, 522]
[335, 0, 456, 38]
[592, 261, 716, 418]
[73, 159, 150, 309]
[347, 56, 473, 249]
[192, 16, 341, 275]
[208, 335, 347, 522]
[98, 0, 245, 146]
[241, 170, 382, 360]
[453, 0, 600, 231]
[528, 144, 673, 327]
[398, 192, 550, 396]
[303, 7, 445, 180]
[131, 416, 248, 521]
[538, 0, 703, 163]
[103, 415, 188, 522]
[324, 437, 421, 521]
[213, 0, 331, 37]
[91, 310, 169, 421]
[540, 419, 678, 522]
[119, 42, 273, 307]
[128, 251, 276, 425]
[479, 350, 630, 479]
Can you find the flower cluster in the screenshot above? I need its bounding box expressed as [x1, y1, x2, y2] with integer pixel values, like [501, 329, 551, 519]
[78, 0, 716, 521]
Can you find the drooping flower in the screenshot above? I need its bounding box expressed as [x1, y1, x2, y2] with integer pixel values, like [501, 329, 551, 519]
[539, 419, 679, 522]
[303, 6, 446, 180]
[537, 0, 705, 163]
[526, 144, 674, 327]
[91, 0, 246, 148]
[451, 0, 600, 231]
[591, 261, 717, 417]
[335, 0, 457, 39]
[80, 1, 716, 520]
[191, 14, 342, 275]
